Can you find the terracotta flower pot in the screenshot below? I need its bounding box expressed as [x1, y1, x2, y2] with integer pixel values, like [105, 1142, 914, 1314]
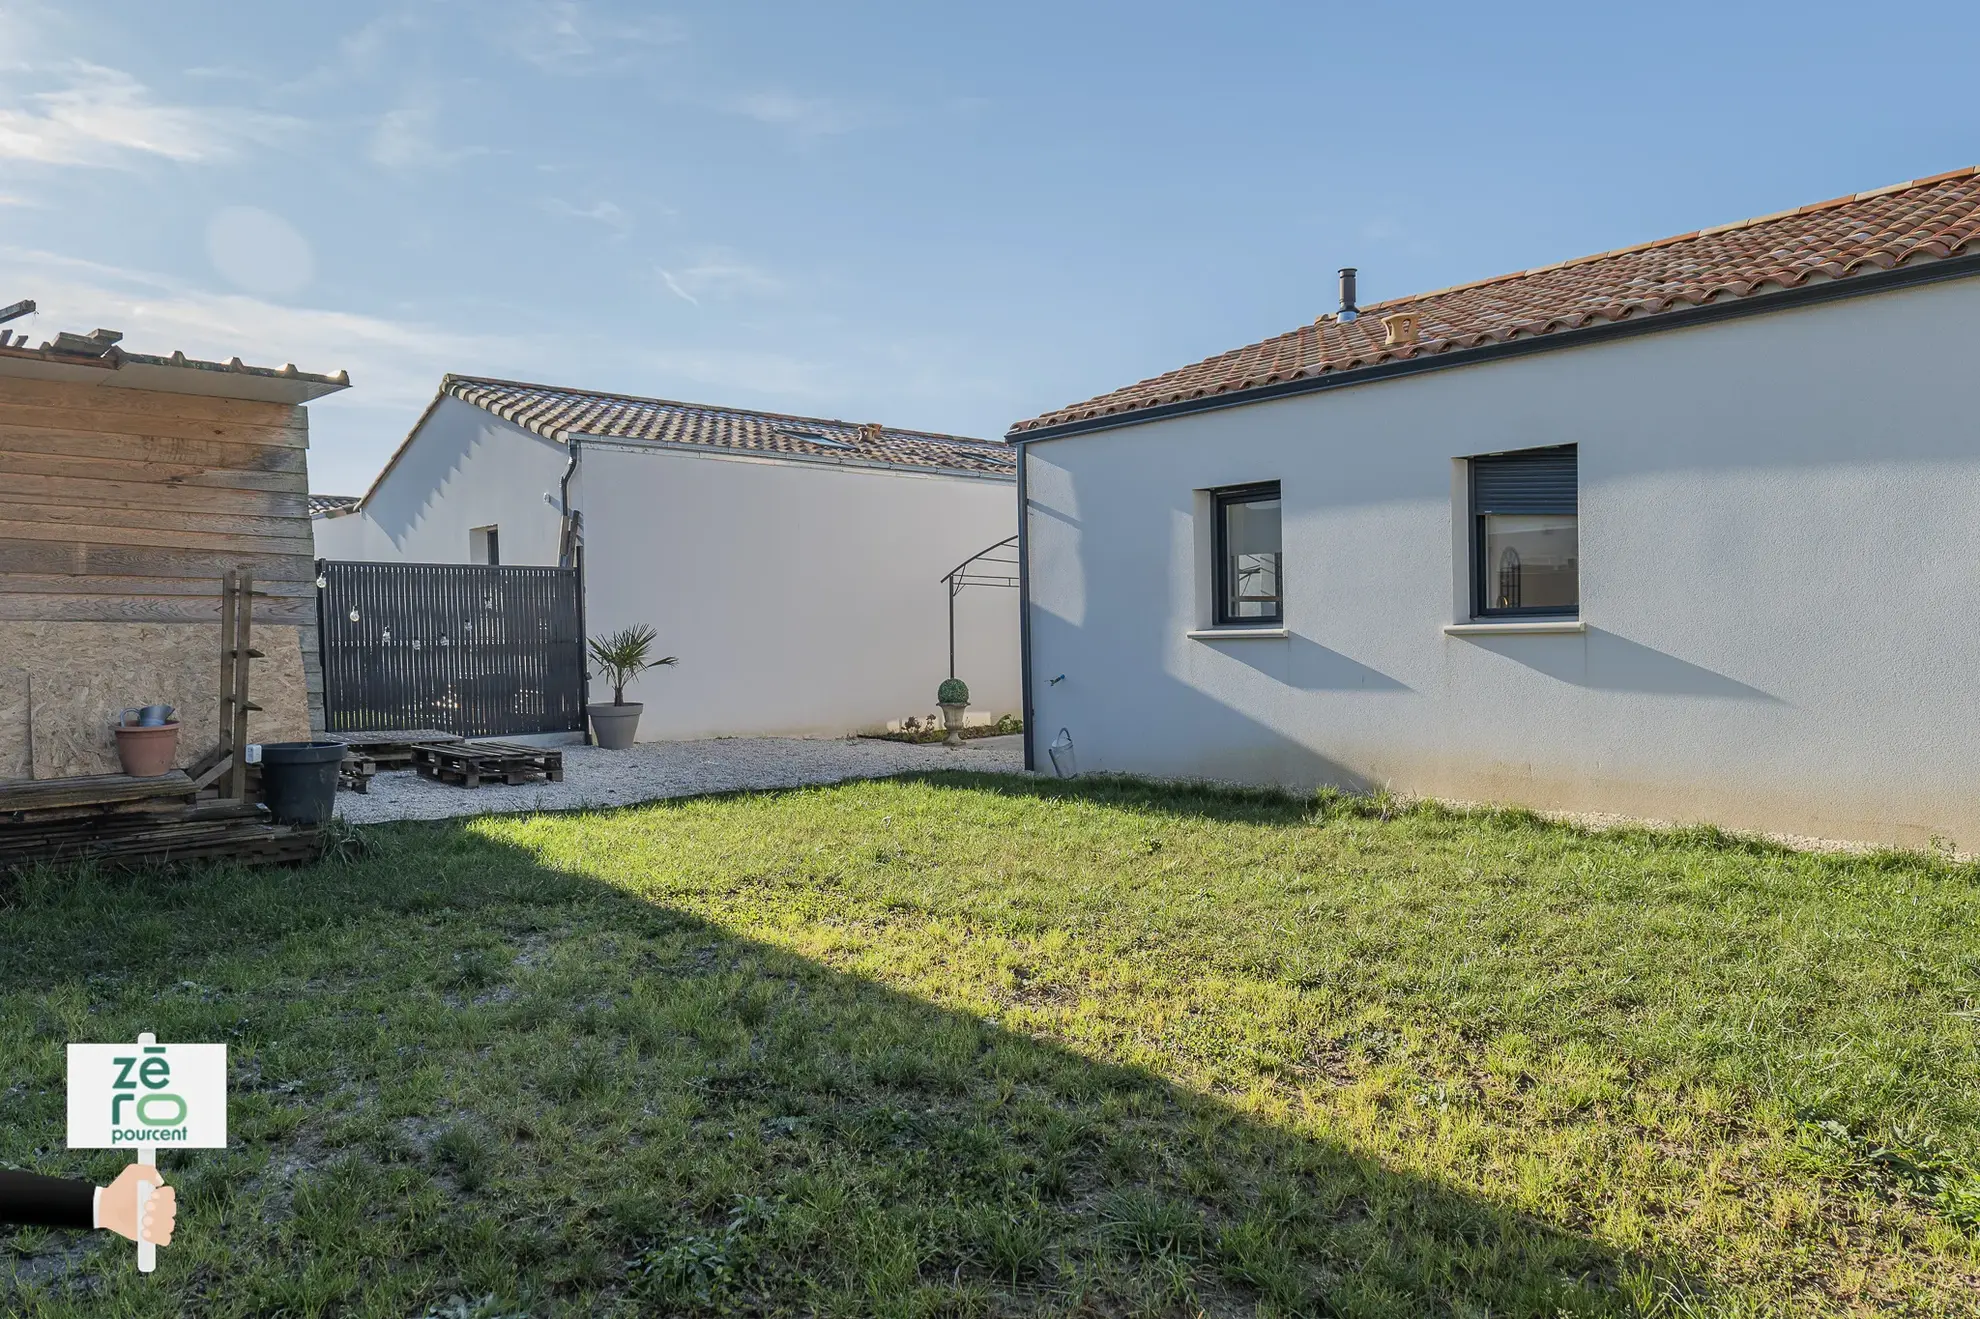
[113, 722, 180, 777]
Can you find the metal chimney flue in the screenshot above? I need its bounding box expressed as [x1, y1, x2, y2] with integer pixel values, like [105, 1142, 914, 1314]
[1338, 268, 1359, 322]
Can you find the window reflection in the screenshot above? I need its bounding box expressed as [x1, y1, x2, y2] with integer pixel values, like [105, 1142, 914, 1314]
[1482, 514, 1576, 612]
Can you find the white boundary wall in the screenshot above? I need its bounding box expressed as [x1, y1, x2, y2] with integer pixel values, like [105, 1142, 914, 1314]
[315, 398, 1019, 740]
[584, 443, 1017, 739]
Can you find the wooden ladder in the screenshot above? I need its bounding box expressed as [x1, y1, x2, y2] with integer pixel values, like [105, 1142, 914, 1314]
[190, 569, 263, 803]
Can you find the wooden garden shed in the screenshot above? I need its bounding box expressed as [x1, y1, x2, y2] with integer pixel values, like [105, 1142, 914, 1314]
[0, 317, 348, 780]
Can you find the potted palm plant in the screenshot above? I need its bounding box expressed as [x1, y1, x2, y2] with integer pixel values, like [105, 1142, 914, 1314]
[937, 677, 969, 747]
[587, 625, 677, 749]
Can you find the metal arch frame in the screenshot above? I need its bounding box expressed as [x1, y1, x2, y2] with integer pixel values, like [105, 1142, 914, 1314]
[940, 534, 1019, 680]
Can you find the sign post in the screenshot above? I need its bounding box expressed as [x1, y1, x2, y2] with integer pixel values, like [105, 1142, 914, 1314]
[135, 1133, 156, 1273]
[67, 1032, 227, 1273]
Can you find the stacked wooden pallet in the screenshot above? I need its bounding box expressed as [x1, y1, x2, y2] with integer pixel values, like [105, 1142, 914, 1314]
[336, 752, 378, 795]
[325, 731, 464, 794]
[409, 741, 565, 789]
[0, 772, 322, 872]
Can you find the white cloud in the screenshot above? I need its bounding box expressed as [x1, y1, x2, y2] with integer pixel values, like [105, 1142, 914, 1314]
[654, 250, 782, 307]
[206, 206, 315, 297]
[0, 247, 519, 407]
[728, 91, 858, 138]
[279, 12, 425, 96]
[544, 197, 631, 234]
[368, 96, 488, 172]
[489, 0, 685, 74]
[637, 332, 1005, 425]
[0, 0, 57, 73]
[338, 12, 421, 73]
[643, 346, 841, 400]
[657, 271, 697, 306]
[0, 62, 293, 167]
[0, 246, 548, 492]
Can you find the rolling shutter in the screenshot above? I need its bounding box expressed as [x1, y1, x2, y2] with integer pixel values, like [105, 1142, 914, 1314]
[1471, 445, 1577, 514]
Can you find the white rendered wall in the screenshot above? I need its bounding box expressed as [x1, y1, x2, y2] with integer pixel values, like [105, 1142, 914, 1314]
[310, 396, 569, 565]
[582, 444, 1018, 739]
[1025, 274, 1980, 849]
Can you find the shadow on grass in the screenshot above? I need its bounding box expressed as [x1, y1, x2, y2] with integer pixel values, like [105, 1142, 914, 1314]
[921, 768, 1950, 872]
[0, 808, 1698, 1318]
[902, 768, 1342, 828]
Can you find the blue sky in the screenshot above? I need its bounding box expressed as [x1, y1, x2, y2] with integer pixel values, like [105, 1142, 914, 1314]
[2, 1, 1976, 494]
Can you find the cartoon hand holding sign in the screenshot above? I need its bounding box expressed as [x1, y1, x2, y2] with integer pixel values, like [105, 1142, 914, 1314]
[63, 1032, 226, 1272]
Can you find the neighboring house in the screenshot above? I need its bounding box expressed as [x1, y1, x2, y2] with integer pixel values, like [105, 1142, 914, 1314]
[1012, 165, 1980, 849]
[0, 322, 347, 778]
[313, 376, 1019, 740]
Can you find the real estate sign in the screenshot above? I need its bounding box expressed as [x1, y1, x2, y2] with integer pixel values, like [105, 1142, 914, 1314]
[68, 1034, 227, 1274]
[67, 1040, 228, 1150]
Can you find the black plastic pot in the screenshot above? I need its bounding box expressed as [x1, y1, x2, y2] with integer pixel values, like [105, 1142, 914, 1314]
[258, 741, 346, 825]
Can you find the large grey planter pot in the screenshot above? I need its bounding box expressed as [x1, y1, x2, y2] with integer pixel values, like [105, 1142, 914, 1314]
[940, 702, 968, 747]
[587, 702, 643, 750]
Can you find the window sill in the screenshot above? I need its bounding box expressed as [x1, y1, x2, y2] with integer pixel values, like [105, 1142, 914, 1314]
[1187, 626, 1290, 641]
[1444, 619, 1585, 636]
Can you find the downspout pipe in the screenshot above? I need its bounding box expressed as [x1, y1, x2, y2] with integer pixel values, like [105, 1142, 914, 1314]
[558, 434, 582, 568]
[1016, 442, 1035, 772]
[559, 434, 590, 741]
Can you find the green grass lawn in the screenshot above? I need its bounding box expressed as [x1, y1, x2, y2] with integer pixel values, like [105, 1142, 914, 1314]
[5, 773, 1980, 1316]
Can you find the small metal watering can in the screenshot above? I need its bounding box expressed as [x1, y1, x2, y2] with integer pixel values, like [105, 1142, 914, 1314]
[119, 704, 176, 727]
[1047, 727, 1078, 779]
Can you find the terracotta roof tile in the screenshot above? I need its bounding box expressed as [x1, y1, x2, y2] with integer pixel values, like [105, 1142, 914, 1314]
[444, 376, 1013, 477]
[1012, 166, 1980, 434]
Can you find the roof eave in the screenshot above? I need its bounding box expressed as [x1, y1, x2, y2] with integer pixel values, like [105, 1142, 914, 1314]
[0, 344, 349, 404]
[573, 433, 1015, 482]
[1007, 248, 1980, 444]
[443, 372, 1002, 451]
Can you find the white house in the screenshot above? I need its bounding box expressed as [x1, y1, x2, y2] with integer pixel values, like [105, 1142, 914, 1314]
[315, 377, 1019, 740]
[1012, 165, 1980, 849]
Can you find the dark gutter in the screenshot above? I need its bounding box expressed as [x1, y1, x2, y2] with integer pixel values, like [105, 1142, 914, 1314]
[1016, 443, 1035, 772]
[1005, 250, 1980, 444]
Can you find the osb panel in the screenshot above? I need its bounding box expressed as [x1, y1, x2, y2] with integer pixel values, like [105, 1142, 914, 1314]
[0, 621, 310, 779]
[0, 667, 27, 780]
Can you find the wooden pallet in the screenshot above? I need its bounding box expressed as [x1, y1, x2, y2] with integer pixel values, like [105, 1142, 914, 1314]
[0, 799, 322, 872]
[409, 741, 565, 789]
[325, 731, 463, 771]
[0, 770, 198, 819]
[324, 733, 476, 794]
[337, 752, 378, 794]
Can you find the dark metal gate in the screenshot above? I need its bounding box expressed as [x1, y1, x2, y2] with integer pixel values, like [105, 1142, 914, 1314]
[316, 560, 586, 738]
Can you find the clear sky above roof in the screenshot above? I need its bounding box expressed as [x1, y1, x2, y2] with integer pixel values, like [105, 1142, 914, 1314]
[1, 0, 1974, 493]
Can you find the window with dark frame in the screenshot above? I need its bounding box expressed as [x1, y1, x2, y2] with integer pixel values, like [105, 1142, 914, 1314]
[1212, 482, 1282, 626]
[1470, 445, 1576, 618]
[471, 525, 501, 566]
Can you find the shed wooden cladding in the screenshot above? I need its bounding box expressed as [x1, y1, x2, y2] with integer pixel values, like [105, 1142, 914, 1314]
[0, 373, 325, 725]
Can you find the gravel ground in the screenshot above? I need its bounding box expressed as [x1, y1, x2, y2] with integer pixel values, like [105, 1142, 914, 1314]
[335, 734, 1026, 824]
[336, 735, 1893, 859]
